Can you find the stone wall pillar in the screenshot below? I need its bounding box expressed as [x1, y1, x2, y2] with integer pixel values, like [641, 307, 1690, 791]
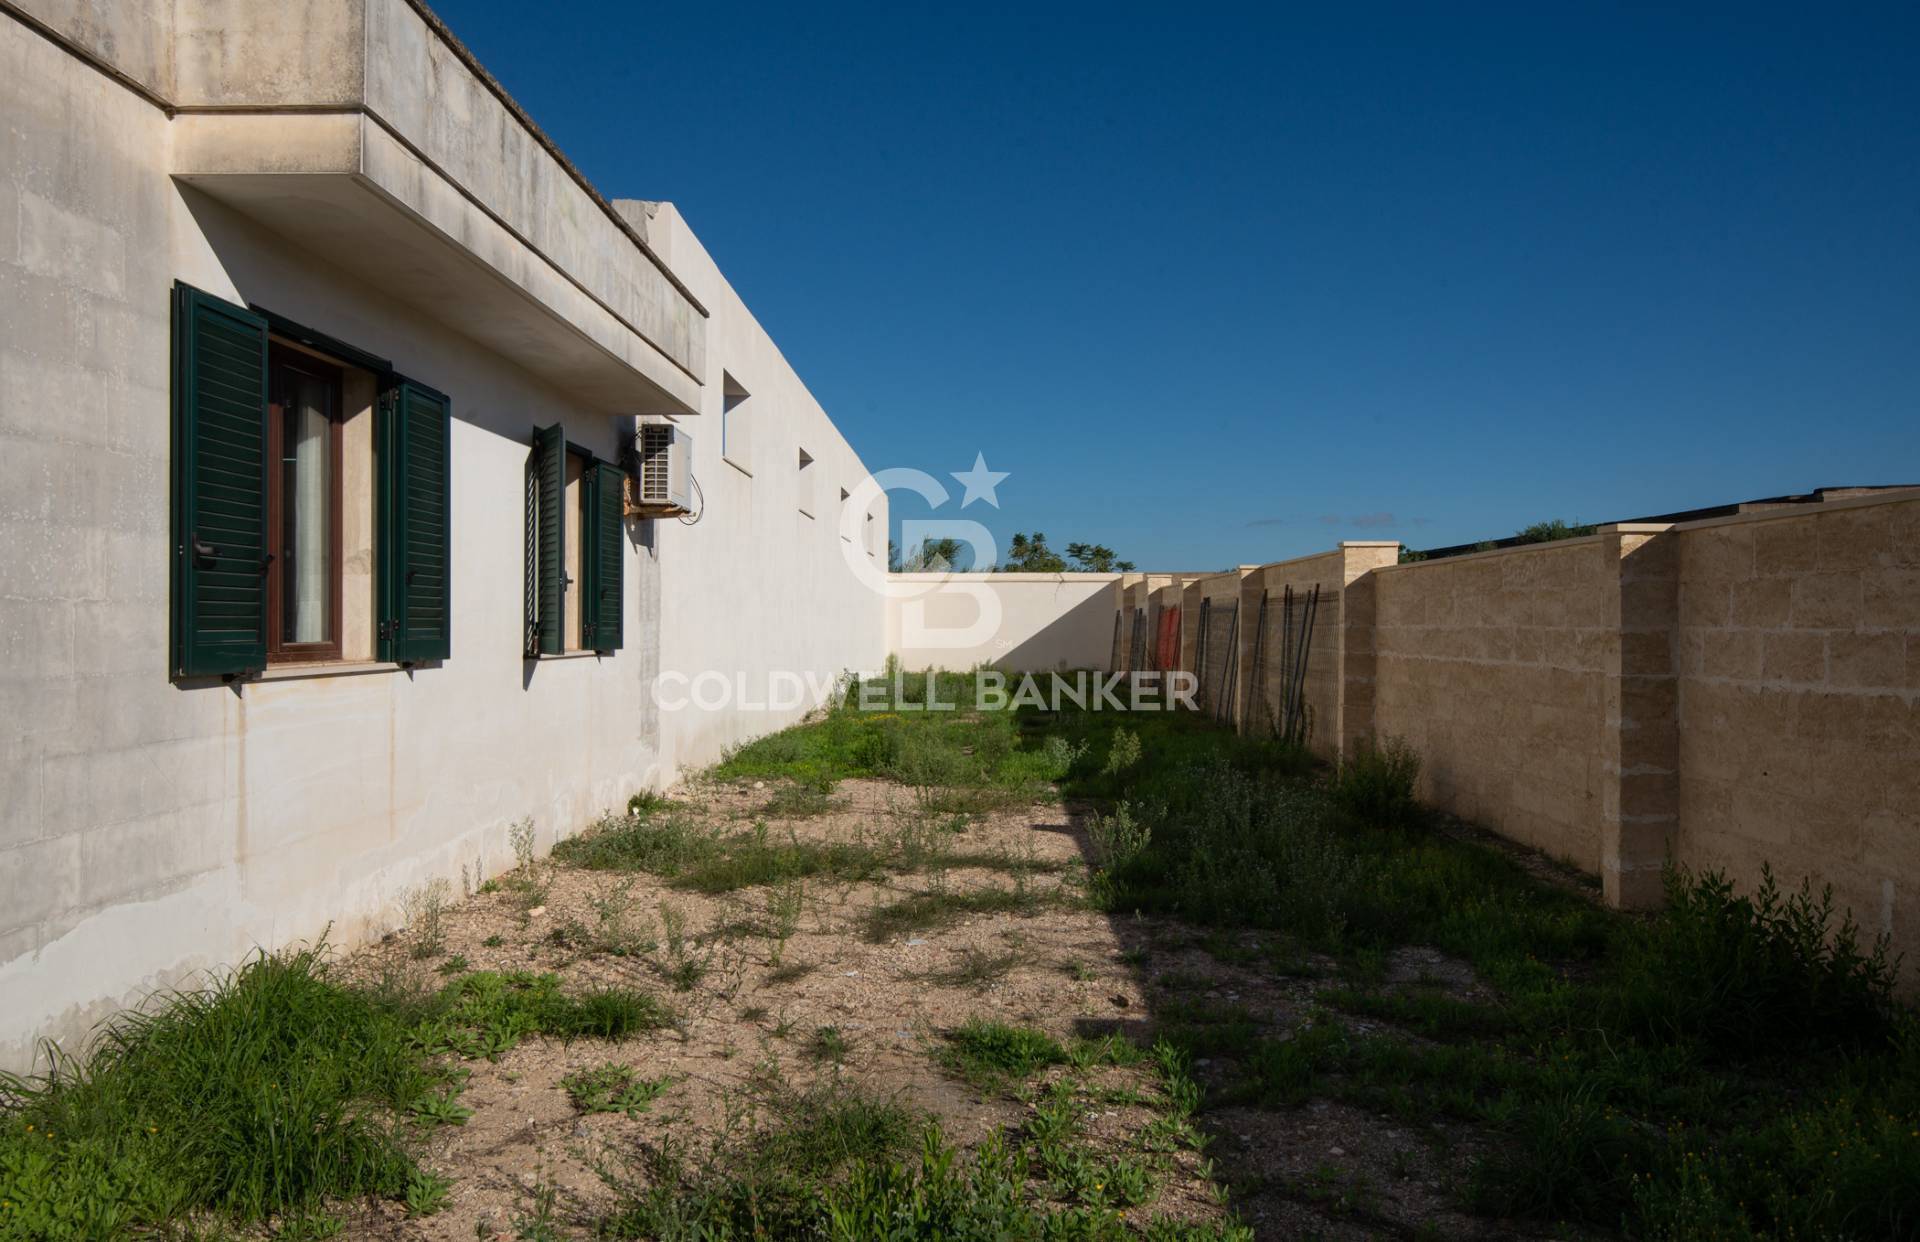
[1599, 525, 1681, 907]
[1336, 543, 1400, 761]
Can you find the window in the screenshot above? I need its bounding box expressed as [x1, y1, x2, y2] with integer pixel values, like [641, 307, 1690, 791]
[266, 345, 343, 661]
[170, 283, 451, 679]
[866, 511, 877, 558]
[721, 372, 752, 475]
[525, 425, 624, 656]
[839, 488, 852, 541]
[797, 447, 815, 518]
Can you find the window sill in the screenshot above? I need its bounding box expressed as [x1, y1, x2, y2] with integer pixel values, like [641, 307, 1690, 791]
[723, 455, 753, 478]
[256, 659, 404, 683]
[529, 650, 604, 661]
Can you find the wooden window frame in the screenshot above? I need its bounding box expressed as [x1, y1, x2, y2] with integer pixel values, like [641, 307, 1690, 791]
[265, 341, 345, 664]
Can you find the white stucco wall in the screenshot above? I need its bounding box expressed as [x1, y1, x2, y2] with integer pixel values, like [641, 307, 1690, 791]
[888, 574, 1124, 672]
[633, 202, 888, 771]
[0, 8, 884, 1070]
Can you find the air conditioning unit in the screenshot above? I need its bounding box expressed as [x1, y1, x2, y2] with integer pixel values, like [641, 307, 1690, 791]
[628, 422, 692, 516]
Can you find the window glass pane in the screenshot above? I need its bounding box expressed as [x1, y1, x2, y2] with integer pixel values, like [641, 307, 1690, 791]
[282, 372, 332, 644]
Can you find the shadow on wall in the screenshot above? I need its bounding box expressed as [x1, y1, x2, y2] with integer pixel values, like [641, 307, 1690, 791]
[997, 590, 1119, 672]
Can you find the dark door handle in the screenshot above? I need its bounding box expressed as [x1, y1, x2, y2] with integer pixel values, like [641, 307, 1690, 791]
[406, 567, 419, 585]
[259, 552, 275, 575]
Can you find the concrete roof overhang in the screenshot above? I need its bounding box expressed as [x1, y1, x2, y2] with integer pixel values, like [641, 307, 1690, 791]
[172, 111, 700, 415]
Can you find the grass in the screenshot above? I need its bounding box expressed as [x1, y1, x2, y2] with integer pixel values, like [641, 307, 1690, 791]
[593, 1079, 924, 1238]
[0, 948, 668, 1239]
[594, 1074, 1248, 1241]
[554, 800, 1060, 898]
[733, 671, 1920, 1237]
[937, 1019, 1067, 1087]
[10, 667, 1914, 1239]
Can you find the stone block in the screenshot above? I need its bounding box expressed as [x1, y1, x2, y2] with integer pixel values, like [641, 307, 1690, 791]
[1730, 577, 1792, 629]
[1862, 568, 1920, 631]
[1753, 517, 1820, 574]
[1815, 506, 1892, 573]
[1699, 630, 1762, 680]
[1682, 527, 1753, 584]
[1828, 632, 1904, 690]
[1761, 632, 1825, 683]
[1617, 771, 1678, 820]
[1891, 502, 1920, 567]
[1679, 581, 1729, 628]
[1790, 574, 1863, 630]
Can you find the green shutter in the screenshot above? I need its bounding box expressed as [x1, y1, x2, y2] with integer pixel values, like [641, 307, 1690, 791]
[378, 379, 452, 663]
[530, 423, 566, 656]
[586, 460, 625, 653]
[170, 283, 269, 679]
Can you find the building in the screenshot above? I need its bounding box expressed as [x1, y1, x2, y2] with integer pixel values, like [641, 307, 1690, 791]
[0, 0, 887, 1070]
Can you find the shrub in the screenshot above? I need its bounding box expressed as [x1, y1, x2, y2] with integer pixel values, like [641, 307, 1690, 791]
[1042, 736, 1089, 781]
[1331, 735, 1420, 828]
[627, 790, 669, 817]
[553, 810, 718, 876]
[1613, 864, 1898, 1058]
[1086, 803, 1150, 872]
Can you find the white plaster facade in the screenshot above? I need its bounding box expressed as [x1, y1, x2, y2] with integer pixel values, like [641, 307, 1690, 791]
[0, 0, 885, 1070]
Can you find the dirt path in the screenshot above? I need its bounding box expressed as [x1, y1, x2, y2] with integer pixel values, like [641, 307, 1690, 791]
[327, 776, 1515, 1240]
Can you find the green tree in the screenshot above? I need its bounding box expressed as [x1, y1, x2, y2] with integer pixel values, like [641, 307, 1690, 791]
[1000, 532, 1067, 572]
[1514, 519, 1595, 544]
[1065, 541, 1136, 572]
[892, 537, 969, 571]
[996, 532, 1136, 572]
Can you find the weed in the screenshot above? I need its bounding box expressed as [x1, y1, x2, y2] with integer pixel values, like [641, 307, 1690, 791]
[938, 1019, 1066, 1087]
[1103, 726, 1143, 778]
[1087, 802, 1151, 872]
[410, 970, 671, 1061]
[859, 885, 1056, 943]
[916, 944, 1025, 991]
[1043, 736, 1090, 781]
[764, 959, 817, 987]
[765, 878, 805, 966]
[1330, 734, 1421, 829]
[763, 782, 838, 818]
[627, 789, 669, 817]
[562, 1064, 675, 1117]
[594, 1080, 920, 1238]
[402, 879, 451, 959]
[0, 945, 430, 1235]
[807, 1026, 851, 1065]
[1612, 863, 1897, 1057]
[407, 1085, 473, 1126]
[403, 1168, 453, 1216]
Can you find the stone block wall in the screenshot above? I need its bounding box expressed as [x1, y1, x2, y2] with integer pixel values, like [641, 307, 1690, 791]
[1234, 544, 1397, 760]
[1671, 495, 1920, 961]
[1125, 491, 1916, 955]
[1371, 537, 1615, 871]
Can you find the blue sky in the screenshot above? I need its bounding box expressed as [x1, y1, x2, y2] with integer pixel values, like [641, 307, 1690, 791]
[436, 0, 1918, 570]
